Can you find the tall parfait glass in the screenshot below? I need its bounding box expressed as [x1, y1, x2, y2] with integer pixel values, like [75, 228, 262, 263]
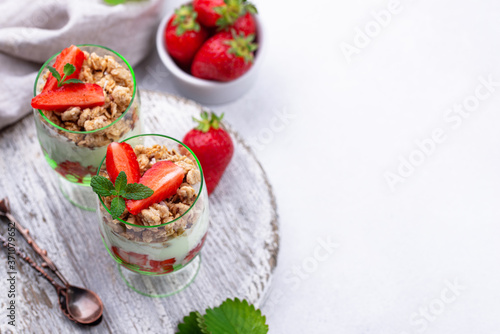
[96, 134, 209, 297]
[33, 44, 141, 211]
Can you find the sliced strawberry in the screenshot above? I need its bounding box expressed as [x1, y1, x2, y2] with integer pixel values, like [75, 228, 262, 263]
[150, 257, 176, 273]
[31, 83, 105, 112]
[126, 161, 185, 215]
[106, 142, 141, 185]
[112, 246, 148, 266]
[182, 233, 208, 265]
[43, 45, 86, 93]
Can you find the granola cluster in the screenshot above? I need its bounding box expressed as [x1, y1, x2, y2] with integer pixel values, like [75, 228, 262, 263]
[39, 51, 138, 148]
[101, 145, 203, 243]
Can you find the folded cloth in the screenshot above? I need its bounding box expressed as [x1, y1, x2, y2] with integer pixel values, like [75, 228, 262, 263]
[0, 0, 162, 130]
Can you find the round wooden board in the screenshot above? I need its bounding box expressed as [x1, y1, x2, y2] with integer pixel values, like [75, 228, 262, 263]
[0, 90, 279, 333]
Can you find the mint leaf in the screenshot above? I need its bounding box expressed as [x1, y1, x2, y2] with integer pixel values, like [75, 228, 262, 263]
[177, 311, 205, 334]
[90, 176, 115, 197]
[203, 298, 268, 334]
[122, 183, 154, 200]
[62, 78, 83, 85]
[109, 196, 126, 219]
[114, 171, 128, 195]
[63, 63, 76, 76]
[47, 66, 61, 82]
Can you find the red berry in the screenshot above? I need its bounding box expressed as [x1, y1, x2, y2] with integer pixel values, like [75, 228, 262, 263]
[191, 31, 257, 82]
[193, 0, 257, 29]
[165, 5, 210, 68]
[183, 112, 233, 195]
[126, 161, 185, 215]
[31, 83, 105, 112]
[183, 233, 208, 265]
[150, 258, 176, 273]
[105, 142, 141, 185]
[112, 246, 148, 266]
[42, 45, 86, 93]
[55, 161, 97, 183]
[193, 0, 224, 27]
[230, 12, 256, 36]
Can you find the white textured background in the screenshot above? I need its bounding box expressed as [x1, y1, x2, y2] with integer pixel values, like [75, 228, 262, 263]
[138, 0, 500, 333]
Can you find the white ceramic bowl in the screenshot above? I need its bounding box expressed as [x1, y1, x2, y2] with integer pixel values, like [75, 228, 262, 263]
[156, 6, 265, 105]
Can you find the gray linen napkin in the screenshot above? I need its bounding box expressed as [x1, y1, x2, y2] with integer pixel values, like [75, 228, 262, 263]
[0, 0, 162, 130]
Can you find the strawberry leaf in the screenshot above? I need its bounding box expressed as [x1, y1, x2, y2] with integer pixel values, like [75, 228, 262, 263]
[203, 298, 268, 334]
[109, 196, 126, 219]
[90, 176, 114, 197]
[122, 183, 154, 200]
[114, 171, 128, 195]
[177, 311, 205, 334]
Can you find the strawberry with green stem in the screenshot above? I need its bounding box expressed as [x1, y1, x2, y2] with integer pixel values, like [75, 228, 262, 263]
[191, 30, 257, 82]
[183, 112, 234, 195]
[193, 0, 257, 31]
[165, 4, 210, 68]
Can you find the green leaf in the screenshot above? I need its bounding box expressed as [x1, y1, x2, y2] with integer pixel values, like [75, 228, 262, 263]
[177, 311, 205, 334]
[90, 176, 115, 197]
[109, 196, 126, 219]
[47, 66, 61, 82]
[203, 298, 268, 334]
[122, 183, 154, 200]
[114, 171, 128, 195]
[103, 0, 126, 4]
[63, 63, 76, 76]
[62, 78, 83, 85]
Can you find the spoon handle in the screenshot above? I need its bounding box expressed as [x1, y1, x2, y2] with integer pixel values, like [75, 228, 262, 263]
[0, 198, 69, 286]
[0, 234, 64, 291]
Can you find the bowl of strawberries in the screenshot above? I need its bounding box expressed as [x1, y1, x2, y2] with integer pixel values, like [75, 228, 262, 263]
[156, 0, 264, 105]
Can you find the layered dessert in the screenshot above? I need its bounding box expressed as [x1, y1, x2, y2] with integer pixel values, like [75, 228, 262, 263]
[96, 137, 209, 275]
[32, 45, 141, 184]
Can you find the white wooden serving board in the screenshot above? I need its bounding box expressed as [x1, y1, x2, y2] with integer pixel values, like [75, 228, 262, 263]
[0, 90, 279, 334]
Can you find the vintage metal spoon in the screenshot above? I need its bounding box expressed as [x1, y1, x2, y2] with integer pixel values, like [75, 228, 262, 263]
[0, 198, 104, 325]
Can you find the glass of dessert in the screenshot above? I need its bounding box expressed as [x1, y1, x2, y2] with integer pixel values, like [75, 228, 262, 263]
[32, 44, 141, 211]
[95, 134, 209, 297]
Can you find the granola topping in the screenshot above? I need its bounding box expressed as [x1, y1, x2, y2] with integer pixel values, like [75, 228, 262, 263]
[101, 144, 202, 243]
[39, 51, 137, 148]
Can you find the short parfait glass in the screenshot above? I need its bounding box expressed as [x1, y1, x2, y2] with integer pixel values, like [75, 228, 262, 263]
[96, 134, 209, 297]
[33, 44, 141, 211]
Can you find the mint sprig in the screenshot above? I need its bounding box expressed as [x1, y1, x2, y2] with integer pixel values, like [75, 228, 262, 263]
[177, 298, 268, 334]
[47, 63, 83, 88]
[91, 171, 153, 219]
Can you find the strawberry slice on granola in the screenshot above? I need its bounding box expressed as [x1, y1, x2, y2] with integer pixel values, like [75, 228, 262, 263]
[106, 142, 141, 185]
[31, 83, 105, 112]
[126, 161, 185, 215]
[42, 45, 86, 93]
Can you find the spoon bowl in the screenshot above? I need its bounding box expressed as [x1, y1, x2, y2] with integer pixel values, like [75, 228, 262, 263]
[66, 286, 104, 324]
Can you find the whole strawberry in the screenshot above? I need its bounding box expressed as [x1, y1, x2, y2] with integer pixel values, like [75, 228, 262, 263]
[229, 12, 256, 36]
[183, 112, 234, 195]
[191, 31, 257, 82]
[193, 0, 257, 32]
[165, 4, 210, 69]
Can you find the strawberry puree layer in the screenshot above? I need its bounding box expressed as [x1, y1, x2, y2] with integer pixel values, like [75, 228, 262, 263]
[101, 203, 209, 273]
